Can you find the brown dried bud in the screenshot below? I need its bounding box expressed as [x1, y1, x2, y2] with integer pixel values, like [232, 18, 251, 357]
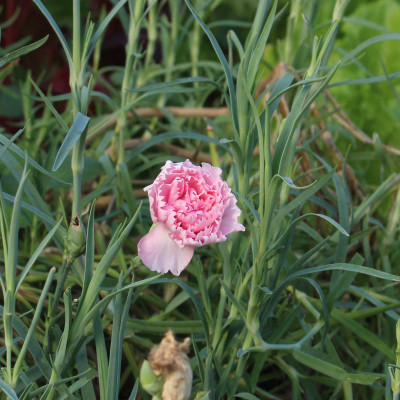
[148, 330, 192, 400]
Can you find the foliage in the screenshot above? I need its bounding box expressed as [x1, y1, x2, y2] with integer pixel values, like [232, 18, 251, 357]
[0, 0, 400, 399]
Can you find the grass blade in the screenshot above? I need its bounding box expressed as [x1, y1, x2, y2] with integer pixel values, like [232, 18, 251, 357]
[0, 35, 48, 67]
[53, 112, 91, 171]
[32, 0, 74, 74]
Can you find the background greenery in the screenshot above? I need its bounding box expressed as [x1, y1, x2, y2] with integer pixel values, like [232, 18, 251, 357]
[1, 0, 400, 399]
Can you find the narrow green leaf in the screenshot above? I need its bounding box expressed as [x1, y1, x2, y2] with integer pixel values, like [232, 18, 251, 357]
[53, 112, 91, 171]
[192, 335, 205, 385]
[341, 33, 400, 65]
[76, 347, 96, 400]
[220, 279, 247, 322]
[236, 393, 260, 400]
[330, 69, 400, 87]
[0, 134, 70, 185]
[126, 131, 230, 163]
[107, 276, 124, 400]
[0, 121, 28, 159]
[0, 35, 48, 67]
[84, 0, 128, 72]
[247, 0, 277, 88]
[13, 267, 56, 381]
[287, 263, 400, 283]
[6, 164, 29, 292]
[270, 171, 334, 238]
[32, 0, 74, 74]
[16, 219, 62, 290]
[71, 204, 141, 340]
[332, 308, 395, 361]
[2, 191, 56, 228]
[29, 77, 69, 131]
[184, 0, 239, 133]
[126, 318, 203, 334]
[128, 77, 217, 92]
[128, 379, 139, 400]
[292, 349, 380, 385]
[79, 202, 95, 305]
[0, 304, 52, 379]
[19, 382, 35, 400]
[0, 378, 19, 400]
[93, 311, 108, 400]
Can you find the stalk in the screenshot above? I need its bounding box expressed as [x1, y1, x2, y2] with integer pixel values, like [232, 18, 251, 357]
[70, 0, 85, 219]
[115, 0, 145, 210]
[392, 320, 400, 399]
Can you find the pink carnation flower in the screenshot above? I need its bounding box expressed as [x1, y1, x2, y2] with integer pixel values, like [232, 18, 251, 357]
[138, 159, 245, 275]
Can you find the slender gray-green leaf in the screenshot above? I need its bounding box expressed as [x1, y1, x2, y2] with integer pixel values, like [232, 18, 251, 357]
[128, 77, 217, 92]
[12, 267, 56, 380]
[93, 311, 108, 400]
[106, 276, 124, 400]
[79, 202, 95, 306]
[0, 378, 19, 400]
[286, 263, 400, 283]
[16, 219, 62, 290]
[330, 69, 400, 87]
[7, 164, 29, 292]
[53, 112, 91, 171]
[85, 0, 128, 67]
[247, 0, 277, 88]
[127, 131, 230, 162]
[0, 121, 28, 159]
[0, 136, 70, 185]
[292, 348, 380, 385]
[71, 204, 142, 340]
[32, 0, 74, 74]
[0, 35, 48, 67]
[128, 379, 139, 400]
[30, 78, 69, 133]
[2, 191, 56, 228]
[0, 304, 52, 379]
[184, 0, 239, 133]
[341, 33, 400, 65]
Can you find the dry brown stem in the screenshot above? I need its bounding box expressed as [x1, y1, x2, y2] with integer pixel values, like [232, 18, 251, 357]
[86, 106, 229, 144]
[324, 89, 400, 157]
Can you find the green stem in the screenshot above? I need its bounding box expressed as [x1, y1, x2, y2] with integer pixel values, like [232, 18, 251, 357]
[70, 0, 84, 219]
[45, 259, 72, 356]
[342, 381, 353, 400]
[73, 0, 81, 83]
[4, 306, 13, 384]
[71, 136, 85, 217]
[230, 329, 253, 396]
[50, 258, 72, 321]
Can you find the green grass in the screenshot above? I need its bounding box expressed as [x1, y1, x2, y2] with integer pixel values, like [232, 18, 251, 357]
[1, 0, 400, 399]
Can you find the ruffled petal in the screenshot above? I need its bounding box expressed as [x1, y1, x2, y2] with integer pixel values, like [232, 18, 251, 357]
[219, 194, 245, 235]
[138, 223, 194, 276]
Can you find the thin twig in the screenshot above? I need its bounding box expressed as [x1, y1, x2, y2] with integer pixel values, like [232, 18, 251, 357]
[324, 89, 400, 157]
[86, 106, 229, 144]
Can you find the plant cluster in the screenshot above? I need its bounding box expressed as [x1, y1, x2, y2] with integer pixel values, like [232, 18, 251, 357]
[1, 0, 400, 399]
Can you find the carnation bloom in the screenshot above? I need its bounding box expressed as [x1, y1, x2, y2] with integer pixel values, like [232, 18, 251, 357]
[138, 159, 245, 275]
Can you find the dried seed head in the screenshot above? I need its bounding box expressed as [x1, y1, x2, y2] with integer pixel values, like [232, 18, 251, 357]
[147, 330, 192, 400]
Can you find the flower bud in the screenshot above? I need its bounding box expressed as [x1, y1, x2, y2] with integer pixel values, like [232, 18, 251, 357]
[140, 359, 163, 397]
[64, 215, 86, 262]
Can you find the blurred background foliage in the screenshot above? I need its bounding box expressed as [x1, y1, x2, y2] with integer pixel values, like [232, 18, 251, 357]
[1, 0, 400, 144]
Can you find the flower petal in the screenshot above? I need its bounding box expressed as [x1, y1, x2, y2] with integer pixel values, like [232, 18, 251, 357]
[220, 193, 245, 235]
[138, 223, 194, 276]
